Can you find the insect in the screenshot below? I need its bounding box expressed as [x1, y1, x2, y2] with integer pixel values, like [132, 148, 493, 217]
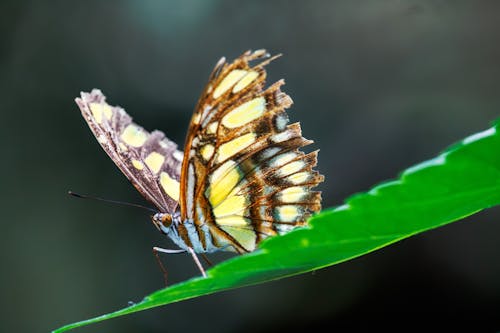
[75, 49, 323, 277]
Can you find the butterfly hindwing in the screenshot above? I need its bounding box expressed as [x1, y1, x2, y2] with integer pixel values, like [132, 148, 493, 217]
[76, 90, 183, 213]
[180, 50, 324, 253]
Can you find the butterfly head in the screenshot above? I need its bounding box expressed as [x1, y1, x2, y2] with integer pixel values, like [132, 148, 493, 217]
[152, 212, 174, 233]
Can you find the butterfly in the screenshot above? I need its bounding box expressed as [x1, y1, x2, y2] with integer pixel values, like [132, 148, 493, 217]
[75, 49, 323, 277]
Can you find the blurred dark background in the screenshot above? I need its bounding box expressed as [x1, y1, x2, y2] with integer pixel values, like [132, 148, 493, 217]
[1, 1, 499, 332]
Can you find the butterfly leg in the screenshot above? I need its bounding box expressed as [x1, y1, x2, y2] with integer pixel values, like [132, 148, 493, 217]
[186, 247, 207, 278]
[152, 247, 187, 286]
[201, 253, 213, 267]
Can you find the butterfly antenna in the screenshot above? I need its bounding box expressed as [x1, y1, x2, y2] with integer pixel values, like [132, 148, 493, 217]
[68, 191, 157, 213]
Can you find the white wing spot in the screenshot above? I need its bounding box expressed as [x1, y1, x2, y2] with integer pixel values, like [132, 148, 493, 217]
[271, 152, 297, 167]
[173, 150, 184, 162]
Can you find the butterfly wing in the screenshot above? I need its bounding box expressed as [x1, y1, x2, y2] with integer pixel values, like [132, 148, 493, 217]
[179, 50, 324, 253]
[75, 90, 183, 213]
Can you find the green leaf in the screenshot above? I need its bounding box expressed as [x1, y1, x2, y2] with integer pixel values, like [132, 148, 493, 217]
[53, 119, 500, 332]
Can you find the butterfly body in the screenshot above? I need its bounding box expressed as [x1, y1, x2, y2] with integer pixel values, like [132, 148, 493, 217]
[152, 212, 221, 253]
[76, 50, 323, 258]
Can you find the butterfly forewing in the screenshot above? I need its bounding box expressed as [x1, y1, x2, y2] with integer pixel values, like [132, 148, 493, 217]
[75, 90, 183, 213]
[180, 50, 324, 253]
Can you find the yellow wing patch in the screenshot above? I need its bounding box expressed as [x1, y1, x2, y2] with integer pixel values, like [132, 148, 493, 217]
[208, 160, 241, 206]
[213, 193, 247, 218]
[144, 151, 165, 174]
[220, 225, 257, 251]
[221, 97, 266, 129]
[233, 71, 259, 93]
[213, 69, 248, 99]
[287, 172, 310, 184]
[200, 144, 215, 161]
[121, 124, 148, 147]
[216, 133, 256, 163]
[131, 159, 144, 170]
[160, 172, 180, 202]
[279, 160, 305, 176]
[216, 215, 249, 227]
[276, 205, 300, 222]
[207, 122, 218, 134]
[279, 186, 307, 203]
[89, 102, 112, 124]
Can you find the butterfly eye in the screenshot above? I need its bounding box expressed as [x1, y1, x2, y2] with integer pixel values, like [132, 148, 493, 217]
[152, 213, 172, 231]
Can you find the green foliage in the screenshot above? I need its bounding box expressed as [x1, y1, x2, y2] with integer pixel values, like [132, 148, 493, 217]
[53, 119, 500, 332]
